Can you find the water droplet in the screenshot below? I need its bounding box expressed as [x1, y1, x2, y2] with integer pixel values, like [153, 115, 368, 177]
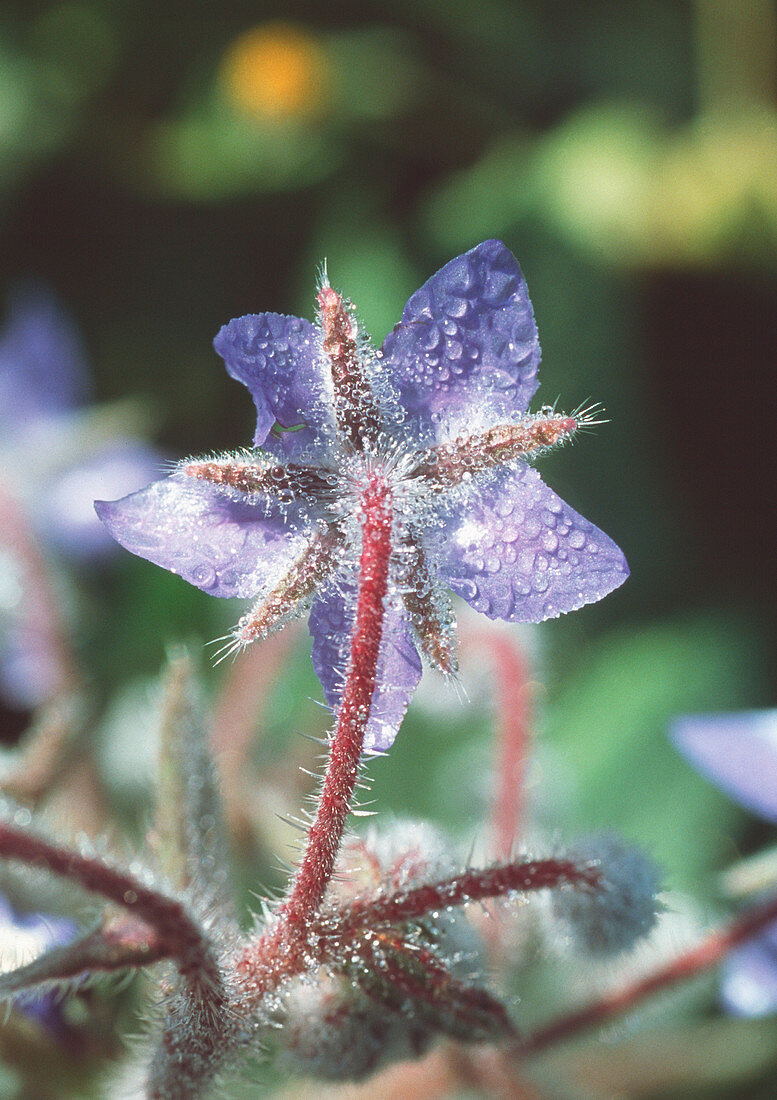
[190, 562, 217, 587]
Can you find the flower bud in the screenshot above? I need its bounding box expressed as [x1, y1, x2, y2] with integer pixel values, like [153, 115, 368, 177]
[551, 832, 662, 956]
[278, 975, 431, 1082]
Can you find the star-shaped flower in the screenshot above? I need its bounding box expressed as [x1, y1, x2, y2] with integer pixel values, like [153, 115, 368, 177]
[96, 240, 628, 749]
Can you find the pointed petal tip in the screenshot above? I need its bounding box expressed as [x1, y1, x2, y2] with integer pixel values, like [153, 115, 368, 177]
[380, 239, 540, 447]
[93, 494, 127, 535]
[436, 467, 630, 625]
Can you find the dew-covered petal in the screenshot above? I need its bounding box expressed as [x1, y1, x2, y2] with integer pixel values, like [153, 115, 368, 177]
[670, 710, 777, 823]
[309, 583, 422, 752]
[720, 922, 777, 1017]
[95, 474, 314, 599]
[380, 240, 540, 448]
[434, 465, 629, 623]
[213, 313, 335, 460]
[0, 288, 88, 429]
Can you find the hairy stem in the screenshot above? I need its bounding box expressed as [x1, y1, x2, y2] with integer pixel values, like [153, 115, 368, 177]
[234, 478, 393, 996]
[340, 858, 601, 933]
[278, 477, 393, 930]
[355, 931, 518, 1041]
[0, 915, 168, 997]
[0, 822, 222, 1004]
[519, 891, 777, 1056]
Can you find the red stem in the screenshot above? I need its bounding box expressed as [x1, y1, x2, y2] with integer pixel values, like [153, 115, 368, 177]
[0, 916, 168, 995]
[0, 822, 221, 998]
[357, 930, 518, 1039]
[519, 892, 777, 1056]
[277, 477, 393, 929]
[481, 632, 532, 858]
[233, 479, 393, 996]
[340, 858, 600, 933]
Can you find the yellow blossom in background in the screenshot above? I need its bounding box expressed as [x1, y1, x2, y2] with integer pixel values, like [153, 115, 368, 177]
[219, 22, 328, 120]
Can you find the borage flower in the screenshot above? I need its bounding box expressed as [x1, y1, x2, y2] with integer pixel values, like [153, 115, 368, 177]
[96, 240, 628, 749]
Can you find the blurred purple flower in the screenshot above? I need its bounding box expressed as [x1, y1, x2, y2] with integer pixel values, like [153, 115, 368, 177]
[671, 709, 777, 1016]
[0, 287, 161, 557]
[0, 288, 162, 708]
[97, 241, 628, 750]
[0, 286, 88, 421]
[0, 893, 77, 1036]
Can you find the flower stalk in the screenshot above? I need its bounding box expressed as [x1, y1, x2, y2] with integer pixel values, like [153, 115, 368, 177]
[280, 476, 394, 929]
[339, 858, 601, 933]
[234, 476, 395, 997]
[0, 821, 224, 1008]
[519, 891, 777, 1056]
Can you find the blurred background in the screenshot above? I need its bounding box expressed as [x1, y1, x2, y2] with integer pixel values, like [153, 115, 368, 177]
[1, 1, 777, 1096]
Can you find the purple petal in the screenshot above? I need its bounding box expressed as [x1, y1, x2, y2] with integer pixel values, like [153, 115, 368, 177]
[213, 313, 335, 460]
[0, 622, 62, 711]
[0, 287, 89, 429]
[720, 920, 777, 1016]
[309, 583, 422, 752]
[670, 711, 777, 823]
[95, 474, 314, 599]
[380, 240, 540, 448]
[434, 464, 629, 622]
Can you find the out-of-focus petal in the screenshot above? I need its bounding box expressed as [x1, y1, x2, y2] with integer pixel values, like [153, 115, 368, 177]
[309, 581, 422, 752]
[720, 921, 777, 1016]
[670, 710, 777, 824]
[95, 474, 315, 599]
[433, 464, 629, 622]
[213, 312, 336, 460]
[0, 621, 62, 711]
[40, 442, 165, 559]
[0, 288, 89, 428]
[0, 895, 78, 1035]
[380, 240, 540, 448]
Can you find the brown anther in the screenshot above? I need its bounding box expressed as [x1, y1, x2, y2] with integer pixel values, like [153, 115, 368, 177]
[238, 525, 344, 644]
[400, 537, 458, 675]
[183, 458, 331, 501]
[317, 283, 382, 451]
[418, 415, 578, 491]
